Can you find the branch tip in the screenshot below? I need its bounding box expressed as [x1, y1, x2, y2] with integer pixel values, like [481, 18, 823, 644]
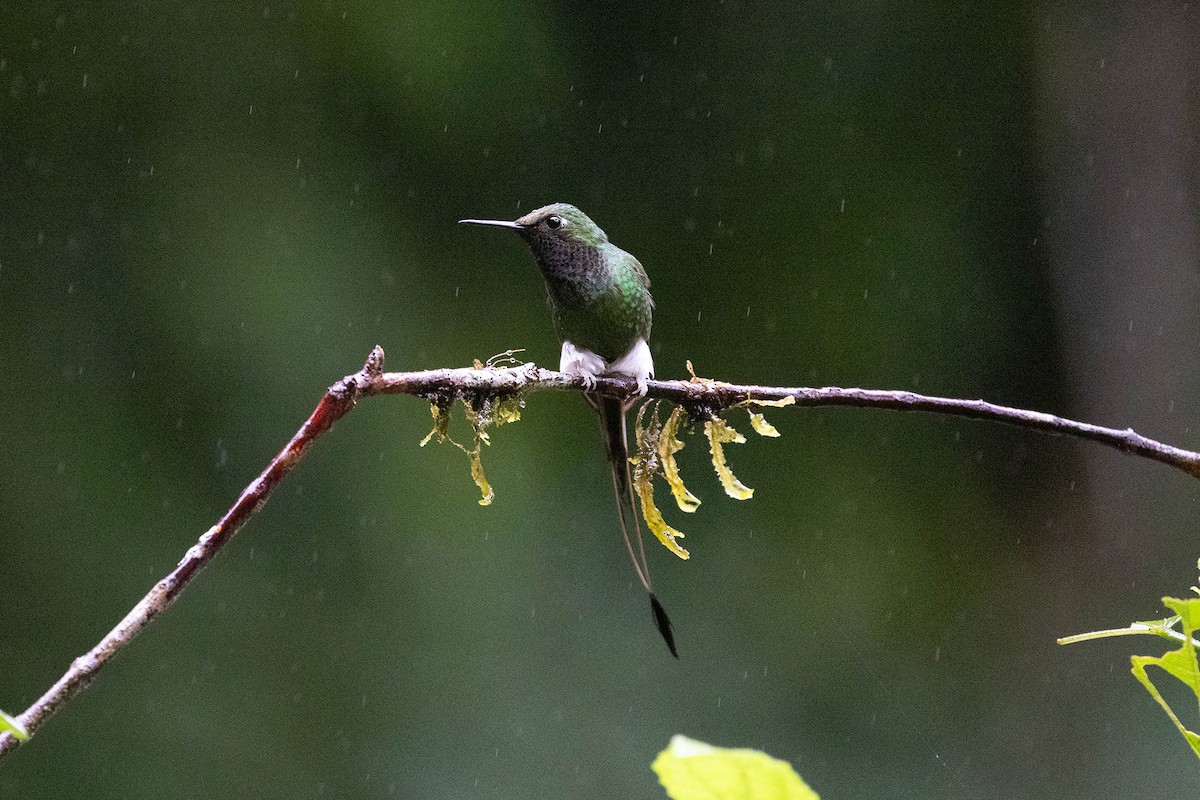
[364, 346, 385, 377]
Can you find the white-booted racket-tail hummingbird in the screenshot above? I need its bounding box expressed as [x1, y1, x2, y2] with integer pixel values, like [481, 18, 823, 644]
[460, 203, 676, 657]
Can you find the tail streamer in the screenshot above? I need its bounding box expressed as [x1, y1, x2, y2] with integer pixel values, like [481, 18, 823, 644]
[594, 394, 678, 658]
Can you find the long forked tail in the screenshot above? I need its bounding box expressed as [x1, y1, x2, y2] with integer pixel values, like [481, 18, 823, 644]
[594, 394, 678, 658]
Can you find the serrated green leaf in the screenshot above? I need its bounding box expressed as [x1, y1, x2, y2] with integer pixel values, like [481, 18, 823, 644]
[1, 709, 28, 741]
[652, 735, 818, 800]
[1130, 597, 1200, 760]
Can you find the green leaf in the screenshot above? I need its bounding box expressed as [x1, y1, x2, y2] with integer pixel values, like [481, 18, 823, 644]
[1130, 597, 1200, 760]
[1, 708, 29, 740]
[653, 735, 819, 800]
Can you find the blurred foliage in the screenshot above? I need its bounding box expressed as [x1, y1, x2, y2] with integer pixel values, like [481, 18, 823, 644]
[653, 735, 818, 800]
[1130, 597, 1200, 760]
[2, 1, 1199, 798]
[0, 710, 29, 741]
[1060, 564, 1200, 762]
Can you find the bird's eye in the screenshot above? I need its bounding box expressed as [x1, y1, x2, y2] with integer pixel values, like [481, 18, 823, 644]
[546, 215, 563, 229]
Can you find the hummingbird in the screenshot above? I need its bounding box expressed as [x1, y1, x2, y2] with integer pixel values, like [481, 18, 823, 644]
[460, 203, 677, 657]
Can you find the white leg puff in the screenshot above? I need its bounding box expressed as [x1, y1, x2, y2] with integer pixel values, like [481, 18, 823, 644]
[560, 340, 606, 390]
[561, 337, 654, 394]
[607, 337, 654, 397]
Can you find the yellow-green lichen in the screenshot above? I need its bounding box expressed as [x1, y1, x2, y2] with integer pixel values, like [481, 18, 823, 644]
[632, 403, 690, 560]
[704, 418, 754, 500]
[659, 405, 701, 513]
[419, 393, 524, 506]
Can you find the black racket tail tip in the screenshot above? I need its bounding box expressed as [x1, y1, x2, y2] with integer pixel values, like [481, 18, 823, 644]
[650, 593, 679, 658]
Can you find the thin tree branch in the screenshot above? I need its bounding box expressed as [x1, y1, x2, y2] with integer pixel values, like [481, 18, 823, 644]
[3, 345, 1199, 758]
[362, 360, 1200, 479]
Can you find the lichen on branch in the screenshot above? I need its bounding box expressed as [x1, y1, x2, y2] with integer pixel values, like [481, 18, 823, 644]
[627, 391, 793, 559]
[418, 366, 525, 506]
[632, 402, 691, 560]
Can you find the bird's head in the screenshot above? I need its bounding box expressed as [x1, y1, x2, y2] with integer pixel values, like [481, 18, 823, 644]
[460, 203, 609, 248]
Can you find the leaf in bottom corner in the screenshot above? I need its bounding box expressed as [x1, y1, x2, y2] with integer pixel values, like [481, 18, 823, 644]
[652, 735, 818, 800]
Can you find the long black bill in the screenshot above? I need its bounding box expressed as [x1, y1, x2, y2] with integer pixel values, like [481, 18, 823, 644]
[458, 218, 524, 229]
[650, 593, 678, 658]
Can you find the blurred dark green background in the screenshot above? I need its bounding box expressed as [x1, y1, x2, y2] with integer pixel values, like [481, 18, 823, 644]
[3, 2, 1199, 797]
